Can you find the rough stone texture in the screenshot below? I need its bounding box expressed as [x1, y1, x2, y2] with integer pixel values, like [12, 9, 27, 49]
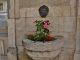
[75, 16, 80, 53]
[8, 19, 16, 47]
[77, 0, 80, 15]
[8, 0, 15, 18]
[0, 56, 8, 60]
[63, 32, 76, 49]
[16, 18, 26, 31]
[70, 0, 77, 16]
[16, 31, 25, 46]
[59, 48, 74, 60]
[20, 0, 70, 8]
[14, 0, 20, 18]
[0, 40, 4, 55]
[63, 17, 76, 33]
[74, 53, 80, 60]
[20, 8, 27, 18]
[23, 36, 64, 60]
[18, 51, 32, 60]
[26, 6, 70, 17]
[7, 47, 17, 60]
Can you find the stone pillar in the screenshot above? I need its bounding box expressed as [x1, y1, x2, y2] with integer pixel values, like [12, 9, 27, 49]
[74, 0, 80, 60]
[7, 19, 17, 60]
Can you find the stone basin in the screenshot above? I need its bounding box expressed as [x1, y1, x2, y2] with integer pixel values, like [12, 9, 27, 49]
[22, 36, 64, 60]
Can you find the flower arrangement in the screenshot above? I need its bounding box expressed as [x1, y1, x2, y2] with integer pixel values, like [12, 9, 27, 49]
[27, 20, 56, 42]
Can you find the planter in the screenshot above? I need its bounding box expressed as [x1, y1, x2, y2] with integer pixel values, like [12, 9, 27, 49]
[22, 36, 64, 60]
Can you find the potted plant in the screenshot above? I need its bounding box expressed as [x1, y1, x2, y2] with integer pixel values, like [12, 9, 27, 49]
[27, 20, 56, 42]
[22, 20, 64, 60]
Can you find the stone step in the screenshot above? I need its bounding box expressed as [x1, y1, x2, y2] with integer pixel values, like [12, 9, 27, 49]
[0, 56, 8, 60]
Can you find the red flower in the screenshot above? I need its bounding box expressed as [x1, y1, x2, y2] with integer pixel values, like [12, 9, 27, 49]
[47, 36, 52, 41]
[29, 34, 34, 38]
[33, 20, 38, 23]
[43, 20, 49, 22]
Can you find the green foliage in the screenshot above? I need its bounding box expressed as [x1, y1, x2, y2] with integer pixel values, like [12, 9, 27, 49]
[27, 20, 56, 42]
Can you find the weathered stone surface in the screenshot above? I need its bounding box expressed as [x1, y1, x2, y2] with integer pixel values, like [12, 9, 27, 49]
[23, 36, 63, 60]
[75, 16, 80, 52]
[63, 17, 76, 33]
[14, 0, 20, 18]
[20, 0, 70, 8]
[0, 40, 4, 55]
[18, 51, 32, 60]
[16, 18, 26, 31]
[7, 47, 17, 60]
[16, 31, 25, 46]
[70, 0, 77, 16]
[20, 8, 27, 18]
[78, 0, 80, 15]
[74, 53, 80, 60]
[59, 48, 74, 60]
[0, 56, 8, 60]
[8, 19, 15, 47]
[26, 6, 70, 17]
[17, 46, 24, 54]
[8, 0, 15, 18]
[63, 32, 76, 49]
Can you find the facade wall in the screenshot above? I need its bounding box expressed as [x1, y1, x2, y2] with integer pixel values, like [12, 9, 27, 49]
[7, 0, 80, 60]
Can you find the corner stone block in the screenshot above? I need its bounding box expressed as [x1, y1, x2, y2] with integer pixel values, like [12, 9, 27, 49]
[7, 47, 17, 60]
[74, 53, 80, 60]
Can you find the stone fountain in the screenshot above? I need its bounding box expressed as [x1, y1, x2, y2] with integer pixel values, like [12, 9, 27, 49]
[22, 36, 64, 60]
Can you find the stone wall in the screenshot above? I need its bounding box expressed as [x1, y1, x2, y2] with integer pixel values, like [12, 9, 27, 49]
[8, 0, 80, 60]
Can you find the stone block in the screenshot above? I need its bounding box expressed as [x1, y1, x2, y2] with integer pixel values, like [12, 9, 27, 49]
[26, 6, 70, 17]
[20, 8, 27, 18]
[0, 56, 8, 60]
[0, 40, 4, 55]
[59, 48, 74, 60]
[14, 0, 20, 18]
[70, 0, 77, 16]
[20, 0, 37, 8]
[49, 6, 70, 17]
[63, 32, 76, 49]
[7, 47, 17, 60]
[75, 16, 80, 52]
[63, 17, 76, 33]
[16, 31, 25, 46]
[26, 18, 38, 31]
[17, 46, 24, 54]
[8, 0, 15, 18]
[8, 19, 15, 47]
[74, 53, 80, 60]
[26, 7, 40, 18]
[20, 0, 70, 8]
[16, 18, 26, 31]
[59, 18, 64, 32]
